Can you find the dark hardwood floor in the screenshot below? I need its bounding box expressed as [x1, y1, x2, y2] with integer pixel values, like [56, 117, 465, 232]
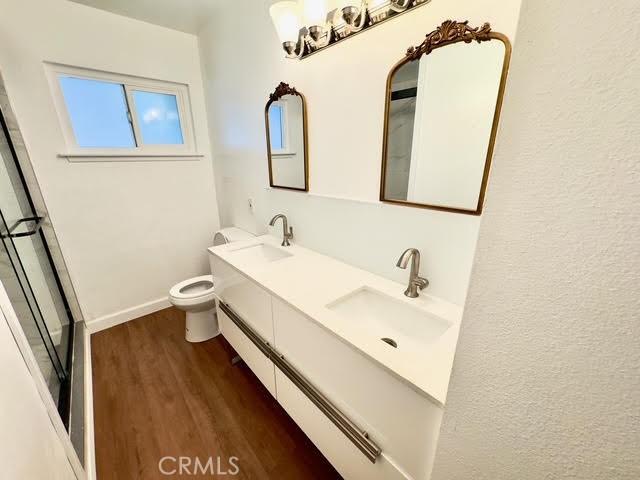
[92, 307, 341, 479]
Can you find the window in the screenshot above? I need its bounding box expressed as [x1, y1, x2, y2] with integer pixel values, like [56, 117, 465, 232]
[131, 91, 184, 145]
[269, 103, 285, 151]
[58, 77, 136, 148]
[48, 64, 197, 159]
[268, 101, 290, 154]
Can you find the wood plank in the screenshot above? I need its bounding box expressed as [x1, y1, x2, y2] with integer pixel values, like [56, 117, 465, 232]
[92, 307, 341, 479]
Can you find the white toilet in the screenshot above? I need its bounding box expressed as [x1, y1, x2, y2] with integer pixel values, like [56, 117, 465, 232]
[169, 227, 254, 342]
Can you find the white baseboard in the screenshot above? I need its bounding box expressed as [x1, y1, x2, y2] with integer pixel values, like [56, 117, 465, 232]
[85, 297, 171, 334]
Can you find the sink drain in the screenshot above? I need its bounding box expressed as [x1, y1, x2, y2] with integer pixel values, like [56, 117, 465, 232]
[381, 337, 398, 348]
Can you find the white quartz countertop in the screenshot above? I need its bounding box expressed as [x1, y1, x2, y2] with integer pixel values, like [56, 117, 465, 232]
[208, 235, 462, 405]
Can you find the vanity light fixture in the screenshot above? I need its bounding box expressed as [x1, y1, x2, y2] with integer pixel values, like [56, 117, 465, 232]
[269, 0, 431, 60]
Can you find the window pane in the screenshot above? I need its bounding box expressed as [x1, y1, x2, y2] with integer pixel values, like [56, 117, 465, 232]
[269, 105, 284, 150]
[58, 76, 136, 148]
[132, 91, 184, 145]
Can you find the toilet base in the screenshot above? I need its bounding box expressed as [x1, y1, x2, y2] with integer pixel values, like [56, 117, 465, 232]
[185, 309, 220, 343]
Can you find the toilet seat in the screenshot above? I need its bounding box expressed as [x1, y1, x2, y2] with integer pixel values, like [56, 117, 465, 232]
[168, 226, 254, 343]
[169, 275, 217, 307]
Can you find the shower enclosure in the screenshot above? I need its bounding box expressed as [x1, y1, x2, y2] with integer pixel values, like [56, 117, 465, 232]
[0, 95, 79, 431]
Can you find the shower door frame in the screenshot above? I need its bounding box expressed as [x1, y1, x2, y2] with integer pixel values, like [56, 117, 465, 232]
[0, 282, 85, 478]
[0, 106, 76, 427]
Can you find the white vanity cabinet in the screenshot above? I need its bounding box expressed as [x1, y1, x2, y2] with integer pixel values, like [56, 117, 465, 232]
[211, 255, 274, 342]
[211, 252, 445, 480]
[275, 370, 407, 479]
[211, 255, 276, 396]
[217, 308, 276, 396]
[272, 298, 443, 480]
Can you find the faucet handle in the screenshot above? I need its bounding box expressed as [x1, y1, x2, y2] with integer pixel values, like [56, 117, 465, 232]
[414, 276, 429, 290]
[287, 226, 294, 239]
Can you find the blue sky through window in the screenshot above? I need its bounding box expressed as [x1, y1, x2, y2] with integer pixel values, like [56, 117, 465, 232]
[59, 76, 136, 148]
[132, 91, 184, 145]
[269, 104, 284, 150]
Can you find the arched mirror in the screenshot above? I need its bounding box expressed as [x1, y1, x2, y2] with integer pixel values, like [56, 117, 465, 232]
[380, 20, 512, 215]
[265, 82, 309, 191]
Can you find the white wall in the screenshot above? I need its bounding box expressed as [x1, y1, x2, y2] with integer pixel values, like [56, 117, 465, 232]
[0, 282, 77, 480]
[0, 0, 220, 325]
[431, 0, 640, 478]
[199, 0, 522, 305]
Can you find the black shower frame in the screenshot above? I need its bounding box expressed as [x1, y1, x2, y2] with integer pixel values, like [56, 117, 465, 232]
[0, 108, 75, 428]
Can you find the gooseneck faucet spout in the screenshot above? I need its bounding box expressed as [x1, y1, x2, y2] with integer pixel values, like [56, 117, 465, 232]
[396, 248, 429, 298]
[269, 214, 293, 247]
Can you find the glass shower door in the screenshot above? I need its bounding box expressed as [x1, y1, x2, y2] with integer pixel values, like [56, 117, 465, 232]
[0, 110, 73, 421]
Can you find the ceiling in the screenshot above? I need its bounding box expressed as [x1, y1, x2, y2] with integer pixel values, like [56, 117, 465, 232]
[69, 0, 227, 34]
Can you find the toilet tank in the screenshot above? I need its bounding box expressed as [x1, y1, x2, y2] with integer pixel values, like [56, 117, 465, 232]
[213, 227, 254, 246]
[210, 227, 255, 276]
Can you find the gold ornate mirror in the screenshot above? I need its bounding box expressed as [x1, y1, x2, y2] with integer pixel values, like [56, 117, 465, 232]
[265, 82, 309, 191]
[380, 20, 512, 215]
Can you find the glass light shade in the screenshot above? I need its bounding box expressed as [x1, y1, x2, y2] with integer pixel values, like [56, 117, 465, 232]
[368, 0, 389, 8]
[330, 0, 352, 9]
[269, 1, 302, 43]
[303, 0, 329, 26]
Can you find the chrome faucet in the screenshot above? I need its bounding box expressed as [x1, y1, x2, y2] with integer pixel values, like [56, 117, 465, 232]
[396, 248, 429, 298]
[269, 214, 293, 246]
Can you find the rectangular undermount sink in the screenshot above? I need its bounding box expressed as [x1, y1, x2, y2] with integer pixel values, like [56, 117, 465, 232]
[327, 287, 451, 354]
[227, 243, 292, 264]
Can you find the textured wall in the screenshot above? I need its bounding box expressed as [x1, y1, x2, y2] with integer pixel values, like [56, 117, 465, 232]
[431, 0, 640, 478]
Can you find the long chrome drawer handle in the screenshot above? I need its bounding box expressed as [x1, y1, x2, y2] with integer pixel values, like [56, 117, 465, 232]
[219, 301, 382, 463]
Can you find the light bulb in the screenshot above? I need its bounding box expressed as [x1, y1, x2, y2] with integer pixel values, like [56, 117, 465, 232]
[302, 0, 329, 27]
[269, 1, 302, 44]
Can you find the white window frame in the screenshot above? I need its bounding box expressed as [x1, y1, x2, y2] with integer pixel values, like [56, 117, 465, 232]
[45, 63, 200, 161]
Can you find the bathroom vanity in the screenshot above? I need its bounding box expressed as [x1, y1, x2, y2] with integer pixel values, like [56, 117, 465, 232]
[208, 235, 461, 480]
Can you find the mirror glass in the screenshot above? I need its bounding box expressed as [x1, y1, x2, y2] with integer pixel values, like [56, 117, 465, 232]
[382, 38, 508, 213]
[266, 92, 308, 191]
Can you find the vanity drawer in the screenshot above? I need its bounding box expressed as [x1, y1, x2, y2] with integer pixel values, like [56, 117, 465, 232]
[212, 257, 274, 342]
[275, 370, 407, 480]
[272, 298, 443, 480]
[218, 307, 276, 397]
